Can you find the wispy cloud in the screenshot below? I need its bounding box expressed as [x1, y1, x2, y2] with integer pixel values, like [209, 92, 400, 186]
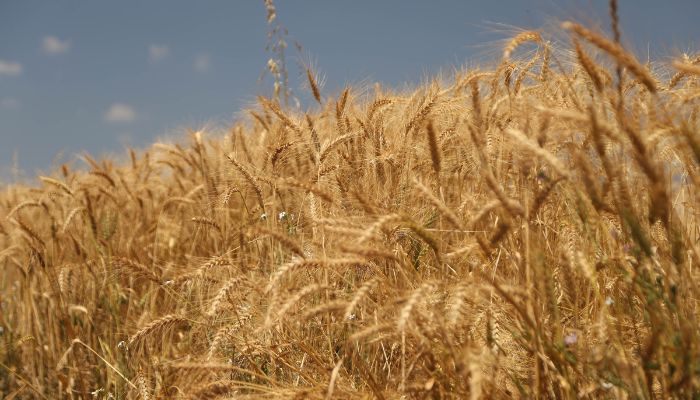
[0, 98, 20, 110]
[194, 53, 211, 73]
[0, 60, 22, 76]
[42, 36, 71, 55]
[104, 103, 136, 123]
[149, 44, 169, 63]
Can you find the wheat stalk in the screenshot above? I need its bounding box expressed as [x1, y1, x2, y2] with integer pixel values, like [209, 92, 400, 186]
[562, 21, 657, 93]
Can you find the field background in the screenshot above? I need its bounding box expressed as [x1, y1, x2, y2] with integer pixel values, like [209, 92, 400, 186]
[2, 1, 700, 399]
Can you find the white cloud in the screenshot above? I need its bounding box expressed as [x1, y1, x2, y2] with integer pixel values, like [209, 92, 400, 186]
[104, 103, 136, 123]
[149, 44, 169, 63]
[0, 98, 20, 110]
[194, 53, 211, 72]
[0, 60, 22, 76]
[42, 36, 71, 55]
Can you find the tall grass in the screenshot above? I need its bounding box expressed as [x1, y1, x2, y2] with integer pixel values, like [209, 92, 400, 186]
[2, 10, 700, 399]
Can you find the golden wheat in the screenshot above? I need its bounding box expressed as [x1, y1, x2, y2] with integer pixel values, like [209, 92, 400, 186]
[2, 10, 700, 399]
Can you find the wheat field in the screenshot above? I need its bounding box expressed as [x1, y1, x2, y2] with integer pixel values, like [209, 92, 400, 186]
[2, 10, 700, 399]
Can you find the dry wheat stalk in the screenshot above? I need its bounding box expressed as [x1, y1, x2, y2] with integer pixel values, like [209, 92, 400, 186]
[672, 60, 700, 77]
[562, 21, 657, 93]
[503, 30, 542, 60]
[306, 67, 322, 104]
[573, 38, 605, 92]
[226, 154, 265, 211]
[506, 128, 570, 178]
[128, 314, 189, 352]
[425, 120, 441, 175]
[39, 176, 74, 196]
[412, 178, 463, 229]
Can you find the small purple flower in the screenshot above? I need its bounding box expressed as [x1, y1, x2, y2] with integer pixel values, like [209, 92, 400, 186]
[564, 332, 578, 346]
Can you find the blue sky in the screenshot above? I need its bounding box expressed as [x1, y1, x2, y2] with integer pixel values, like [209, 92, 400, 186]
[1, 0, 699, 181]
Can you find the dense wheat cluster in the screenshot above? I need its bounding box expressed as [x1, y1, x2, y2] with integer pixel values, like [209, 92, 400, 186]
[3, 17, 700, 399]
